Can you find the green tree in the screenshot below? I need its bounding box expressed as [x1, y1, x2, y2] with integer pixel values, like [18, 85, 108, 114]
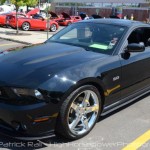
[0, 0, 6, 5]
[10, 0, 27, 34]
[25, 0, 38, 12]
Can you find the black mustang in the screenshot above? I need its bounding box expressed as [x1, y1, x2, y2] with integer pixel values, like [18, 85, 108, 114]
[0, 19, 150, 140]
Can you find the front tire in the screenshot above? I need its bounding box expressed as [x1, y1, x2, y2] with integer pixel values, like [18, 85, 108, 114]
[55, 85, 101, 140]
[22, 22, 30, 31]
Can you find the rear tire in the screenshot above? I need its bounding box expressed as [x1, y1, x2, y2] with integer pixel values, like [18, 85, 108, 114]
[55, 85, 101, 140]
[22, 22, 30, 31]
[67, 22, 72, 26]
[50, 24, 57, 32]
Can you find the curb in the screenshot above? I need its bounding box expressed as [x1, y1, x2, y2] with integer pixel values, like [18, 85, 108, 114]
[0, 37, 32, 45]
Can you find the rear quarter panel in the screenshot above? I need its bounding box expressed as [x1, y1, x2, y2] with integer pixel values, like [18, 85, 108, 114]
[0, 15, 6, 25]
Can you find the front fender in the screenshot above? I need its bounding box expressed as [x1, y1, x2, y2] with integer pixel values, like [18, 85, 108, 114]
[39, 68, 107, 104]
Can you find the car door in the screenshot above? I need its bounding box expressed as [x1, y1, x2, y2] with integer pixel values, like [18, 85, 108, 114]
[119, 27, 150, 99]
[31, 17, 46, 29]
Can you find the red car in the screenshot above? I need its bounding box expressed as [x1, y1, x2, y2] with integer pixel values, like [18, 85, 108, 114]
[7, 15, 59, 32]
[58, 12, 82, 26]
[0, 13, 7, 26]
[0, 12, 16, 26]
[0, 9, 39, 27]
[49, 11, 62, 22]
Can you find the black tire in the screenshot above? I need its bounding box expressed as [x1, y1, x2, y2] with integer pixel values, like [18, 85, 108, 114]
[67, 22, 72, 26]
[22, 22, 30, 31]
[50, 24, 57, 32]
[55, 85, 101, 140]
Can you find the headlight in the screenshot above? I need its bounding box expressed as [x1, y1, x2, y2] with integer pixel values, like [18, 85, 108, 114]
[12, 88, 44, 100]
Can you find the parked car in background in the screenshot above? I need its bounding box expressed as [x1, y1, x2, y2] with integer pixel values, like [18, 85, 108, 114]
[0, 12, 22, 27]
[7, 14, 59, 32]
[0, 13, 9, 26]
[49, 11, 62, 22]
[58, 12, 82, 26]
[0, 8, 39, 27]
[110, 7, 122, 19]
[79, 12, 87, 20]
[91, 14, 102, 19]
[26, 8, 40, 18]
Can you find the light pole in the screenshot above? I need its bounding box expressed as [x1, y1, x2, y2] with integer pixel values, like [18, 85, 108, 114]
[149, 7, 150, 23]
[39, 0, 40, 8]
[46, 0, 50, 40]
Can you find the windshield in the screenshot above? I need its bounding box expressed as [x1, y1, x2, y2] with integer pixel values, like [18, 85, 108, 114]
[47, 22, 126, 55]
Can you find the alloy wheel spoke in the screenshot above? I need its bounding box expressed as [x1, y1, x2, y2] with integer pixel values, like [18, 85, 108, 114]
[85, 105, 99, 114]
[81, 117, 89, 130]
[70, 116, 81, 130]
[82, 91, 91, 108]
[71, 103, 79, 112]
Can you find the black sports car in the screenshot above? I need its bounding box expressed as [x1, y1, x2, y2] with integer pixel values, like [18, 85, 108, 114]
[0, 19, 150, 140]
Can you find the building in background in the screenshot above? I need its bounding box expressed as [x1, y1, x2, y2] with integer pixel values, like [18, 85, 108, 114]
[54, 0, 148, 8]
[52, 0, 149, 21]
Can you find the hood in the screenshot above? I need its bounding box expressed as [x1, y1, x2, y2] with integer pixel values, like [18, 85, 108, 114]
[0, 42, 107, 88]
[61, 12, 71, 19]
[26, 8, 40, 17]
[49, 11, 58, 18]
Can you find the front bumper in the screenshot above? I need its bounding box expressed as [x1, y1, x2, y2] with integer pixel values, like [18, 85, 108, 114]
[0, 126, 55, 140]
[0, 101, 59, 140]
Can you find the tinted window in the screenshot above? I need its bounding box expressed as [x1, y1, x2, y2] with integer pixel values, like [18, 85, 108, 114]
[47, 22, 126, 55]
[128, 27, 150, 47]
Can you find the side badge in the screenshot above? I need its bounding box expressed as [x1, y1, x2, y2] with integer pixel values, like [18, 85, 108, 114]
[113, 76, 120, 81]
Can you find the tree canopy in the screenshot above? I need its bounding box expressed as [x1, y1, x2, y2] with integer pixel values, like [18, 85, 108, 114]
[0, 0, 38, 8]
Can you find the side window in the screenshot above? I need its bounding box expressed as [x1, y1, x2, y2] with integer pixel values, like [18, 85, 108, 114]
[143, 28, 150, 47]
[128, 28, 150, 47]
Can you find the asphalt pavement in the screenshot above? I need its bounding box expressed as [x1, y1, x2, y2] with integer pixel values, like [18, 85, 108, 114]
[0, 26, 64, 44]
[0, 39, 26, 52]
[0, 40, 150, 150]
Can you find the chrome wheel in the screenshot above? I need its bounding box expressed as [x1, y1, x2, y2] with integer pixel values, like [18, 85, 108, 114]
[22, 22, 30, 31]
[68, 90, 99, 135]
[67, 22, 72, 26]
[50, 24, 57, 32]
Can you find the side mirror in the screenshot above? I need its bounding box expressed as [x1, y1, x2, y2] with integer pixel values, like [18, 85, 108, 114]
[126, 43, 145, 53]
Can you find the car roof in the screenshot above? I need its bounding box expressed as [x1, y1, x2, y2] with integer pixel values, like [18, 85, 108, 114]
[81, 19, 150, 28]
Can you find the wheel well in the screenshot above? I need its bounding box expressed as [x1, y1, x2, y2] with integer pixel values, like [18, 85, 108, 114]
[51, 23, 57, 27]
[62, 79, 105, 111]
[22, 22, 30, 27]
